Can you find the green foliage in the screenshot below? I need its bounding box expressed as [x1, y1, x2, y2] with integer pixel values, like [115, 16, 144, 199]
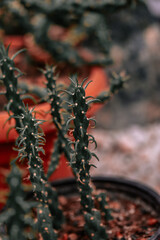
[0, 164, 37, 240]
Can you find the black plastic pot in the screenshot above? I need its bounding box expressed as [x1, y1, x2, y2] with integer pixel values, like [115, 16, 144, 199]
[51, 176, 160, 240]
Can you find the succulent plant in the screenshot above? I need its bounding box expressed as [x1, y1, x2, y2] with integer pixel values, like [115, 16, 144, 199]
[0, 164, 37, 240]
[0, 45, 64, 240]
[41, 66, 72, 178]
[0, 45, 128, 239]
[64, 76, 109, 239]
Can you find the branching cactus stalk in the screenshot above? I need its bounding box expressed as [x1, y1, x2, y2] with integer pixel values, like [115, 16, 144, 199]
[15, 107, 58, 240]
[44, 66, 112, 223]
[66, 76, 109, 239]
[0, 164, 37, 240]
[0, 45, 64, 240]
[0, 45, 26, 130]
[0, 45, 128, 239]
[42, 66, 73, 178]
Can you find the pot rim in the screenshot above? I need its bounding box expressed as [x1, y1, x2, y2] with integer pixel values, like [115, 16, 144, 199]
[51, 176, 160, 240]
[1, 176, 160, 239]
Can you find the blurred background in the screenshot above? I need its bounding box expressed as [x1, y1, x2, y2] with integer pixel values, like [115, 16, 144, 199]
[97, 1, 160, 129]
[0, 0, 160, 198]
[92, 1, 160, 193]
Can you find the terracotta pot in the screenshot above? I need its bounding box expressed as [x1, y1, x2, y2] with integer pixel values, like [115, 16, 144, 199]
[24, 34, 52, 64]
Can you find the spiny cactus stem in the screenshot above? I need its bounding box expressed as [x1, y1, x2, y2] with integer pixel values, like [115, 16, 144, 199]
[68, 77, 108, 239]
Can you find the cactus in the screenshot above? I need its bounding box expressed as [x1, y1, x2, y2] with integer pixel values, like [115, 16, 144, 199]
[0, 164, 37, 240]
[44, 66, 115, 222]
[15, 106, 58, 240]
[0, 44, 26, 129]
[0, 45, 64, 239]
[0, 45, 129, 238]
[41, 66, 73, 178]
[65, 76, 109, 239]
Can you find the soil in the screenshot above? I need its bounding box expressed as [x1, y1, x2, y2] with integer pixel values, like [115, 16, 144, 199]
[58, 190, 159, 240]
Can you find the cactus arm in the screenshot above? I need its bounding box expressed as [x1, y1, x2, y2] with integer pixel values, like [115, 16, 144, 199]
[43, 66, 74, 178]
[96, 192, 112, 221]
[0, 45, 64, 239]
[67, 76, 109, 240]
[0, 164, 37, 240]
[15, 107, 58, 240]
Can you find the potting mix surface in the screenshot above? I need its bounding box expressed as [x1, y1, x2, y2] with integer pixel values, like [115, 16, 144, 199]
[58, 190, 159, 240]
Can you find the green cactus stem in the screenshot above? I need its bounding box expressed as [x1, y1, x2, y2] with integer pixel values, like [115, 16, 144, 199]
[66, 76, 109, 240]
[44, 66, 112, 222]
[95, 192, 112, 221]
[0, 45, 64, 239]
[0, 45, 26, 129]
[15, 106, 59, 240]
[42, 66, 73, 178]
[0, 164, 37, 240]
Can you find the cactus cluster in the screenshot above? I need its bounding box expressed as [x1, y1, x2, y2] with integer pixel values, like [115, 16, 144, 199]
[0, 45, 127, 239]
[43, 66, 112, 226]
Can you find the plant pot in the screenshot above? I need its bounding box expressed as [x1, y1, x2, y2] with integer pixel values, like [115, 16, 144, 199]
[24, 34, 53, 64]
[51, 176, 160, 240]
